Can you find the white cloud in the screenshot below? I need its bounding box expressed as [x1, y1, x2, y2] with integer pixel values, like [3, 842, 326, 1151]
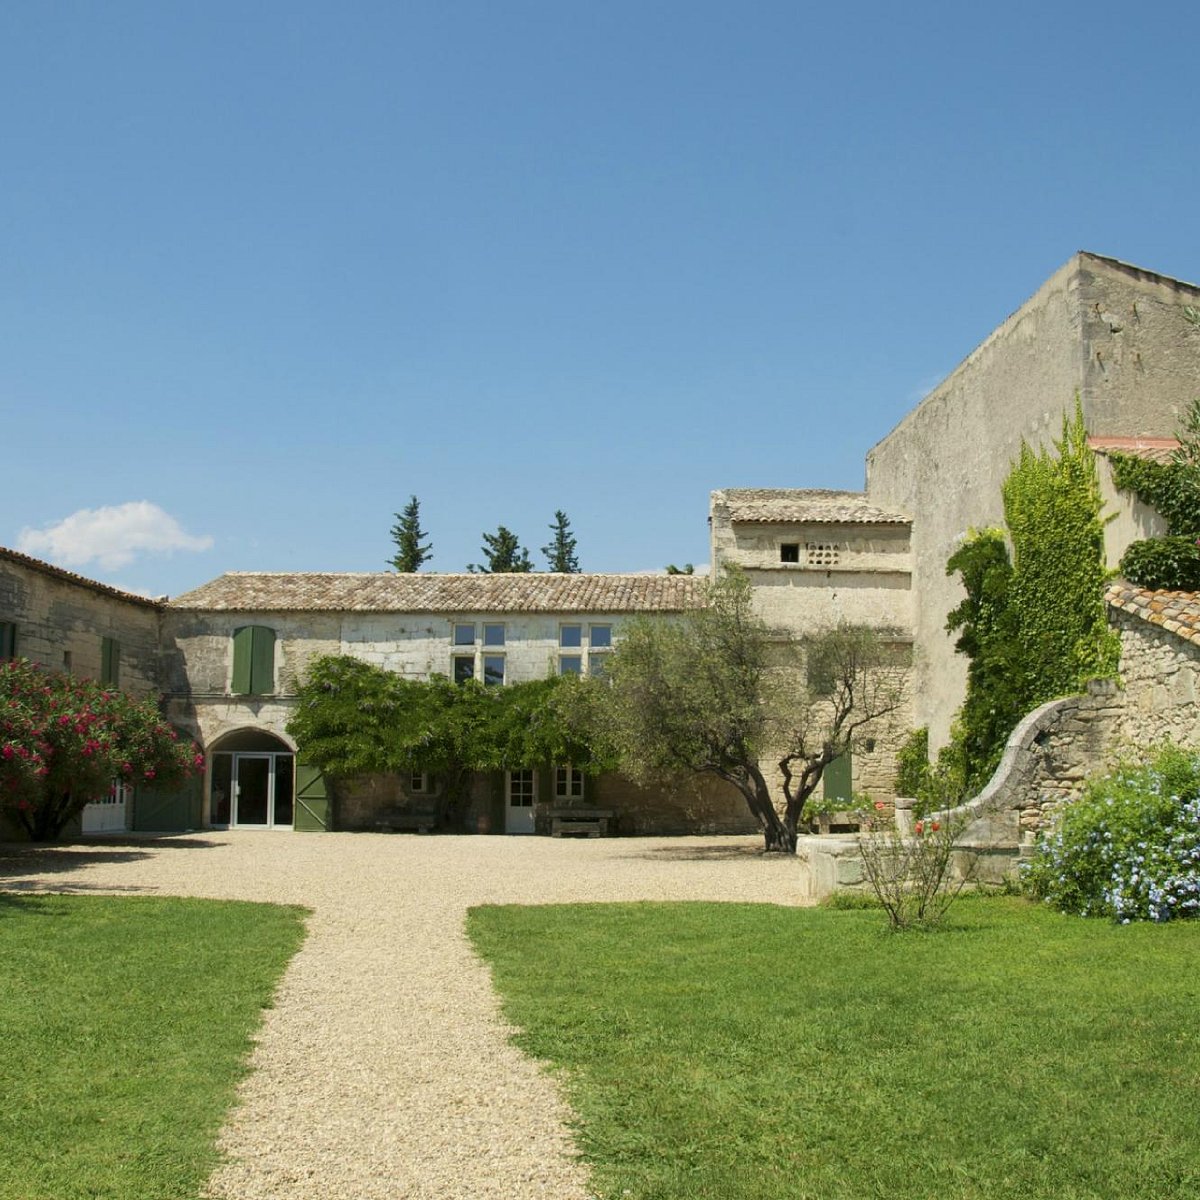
[18, 502, 214, 571]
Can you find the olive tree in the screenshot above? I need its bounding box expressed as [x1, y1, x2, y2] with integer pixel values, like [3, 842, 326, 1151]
[592, 569, 905, 853]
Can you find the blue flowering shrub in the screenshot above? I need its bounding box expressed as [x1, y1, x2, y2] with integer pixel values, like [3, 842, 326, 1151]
[1022, 745, 1200, 922]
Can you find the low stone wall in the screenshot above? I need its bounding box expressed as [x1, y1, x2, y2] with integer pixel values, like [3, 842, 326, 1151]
[591, 772, 758, 836]
[795, 835, 1020, 901]
[947, 679, 1123, 843]
[1110, 604, 1200, 750]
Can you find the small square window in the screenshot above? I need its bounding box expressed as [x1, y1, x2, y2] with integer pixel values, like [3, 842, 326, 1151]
[589, 625, 612, 648]
[410, 772, 428, 794]
[483, 623, 505, 647]
[483, 654, 505, 686]
[453, 656, 475, 683]
[559, 655, 583, 676]
[453, 624, 475, 646]
[560, 625, 582, 648]
[780, 543, 800, 563]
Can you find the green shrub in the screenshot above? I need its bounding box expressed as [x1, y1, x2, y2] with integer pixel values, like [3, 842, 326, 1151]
[1022, 745, 1200, 922]
[1119, 536, 1200, 590]
[894, 727, 929, 797]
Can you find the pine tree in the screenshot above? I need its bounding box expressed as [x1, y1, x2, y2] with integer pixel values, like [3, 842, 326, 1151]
[388, 496, 432, 572]
[542, 510, 580, 573]
[468, 526, 534, 573]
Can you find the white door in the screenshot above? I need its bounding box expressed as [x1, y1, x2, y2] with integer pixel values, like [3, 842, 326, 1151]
[81, 782, 127, 834]
[505, 770, 537, 834]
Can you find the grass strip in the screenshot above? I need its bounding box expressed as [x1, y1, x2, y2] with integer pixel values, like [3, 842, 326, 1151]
[469, 897, 1200, 1200]
[0, 893, 306, 1200]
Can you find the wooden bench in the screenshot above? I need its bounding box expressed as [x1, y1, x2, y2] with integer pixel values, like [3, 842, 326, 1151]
[550, 807, 614, 838]
[374, 802, 439, 834]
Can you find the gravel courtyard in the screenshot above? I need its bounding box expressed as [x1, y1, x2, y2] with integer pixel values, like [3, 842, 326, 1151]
[0, 831, 808, 1199]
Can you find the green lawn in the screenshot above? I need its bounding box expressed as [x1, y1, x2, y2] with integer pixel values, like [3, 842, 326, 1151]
[0, 893, 307, 1200]
[468, 897, 1200, 1200]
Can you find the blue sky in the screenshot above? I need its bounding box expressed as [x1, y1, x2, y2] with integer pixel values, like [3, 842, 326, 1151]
[4, 1, 1200, 596]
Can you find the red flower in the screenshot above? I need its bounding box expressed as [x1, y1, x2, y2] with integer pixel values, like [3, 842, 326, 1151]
[914, 820, 925, 834]
[931, 820, 941, 831]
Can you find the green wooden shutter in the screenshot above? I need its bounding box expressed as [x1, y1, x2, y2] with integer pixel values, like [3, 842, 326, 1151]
[0, 622, 16, 659]
[823, 752, 853, 807]
[100, 637, 120, 686]
[294, 762, 330, 831]
[250, 626, 276, 694]
[231, 627, 254, 694]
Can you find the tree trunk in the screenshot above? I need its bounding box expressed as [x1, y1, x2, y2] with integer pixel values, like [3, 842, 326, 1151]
[736, 768, 796, 855]
[29, 791, 74, 842]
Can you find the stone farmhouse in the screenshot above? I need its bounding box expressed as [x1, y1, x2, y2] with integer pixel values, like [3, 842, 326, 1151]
[5, 250, 1200, 841]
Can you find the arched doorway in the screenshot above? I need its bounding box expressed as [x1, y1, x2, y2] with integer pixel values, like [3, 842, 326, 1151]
[209, 730, 295, 830]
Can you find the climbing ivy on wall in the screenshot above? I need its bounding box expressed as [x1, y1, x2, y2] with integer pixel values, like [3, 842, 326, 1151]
[942, 528, 1028, 789]
[1002, 401, 1120, 699]
[1110, 398, 1200, 589]
[937, 401, 1119, 793]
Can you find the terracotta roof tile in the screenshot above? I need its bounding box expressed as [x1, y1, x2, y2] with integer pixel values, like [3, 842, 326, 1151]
[168, 572, 709, 614]
[712, 488, 910, 525]
[0, 546, 164, 609]
[1106, 580, 1200, 647]
[1088, 436, 1180, 466]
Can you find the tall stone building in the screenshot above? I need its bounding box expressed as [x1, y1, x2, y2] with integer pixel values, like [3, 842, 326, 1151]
[865, 252, 1200, 749]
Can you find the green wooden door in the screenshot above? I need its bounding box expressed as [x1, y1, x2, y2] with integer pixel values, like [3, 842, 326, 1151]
[133, 775, 203, 832]
[294, 762, 330, 832]
[822, 753, 853, 808]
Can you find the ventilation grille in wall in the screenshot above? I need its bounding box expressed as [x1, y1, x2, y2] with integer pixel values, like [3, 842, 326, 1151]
[805, 542, 841, 566]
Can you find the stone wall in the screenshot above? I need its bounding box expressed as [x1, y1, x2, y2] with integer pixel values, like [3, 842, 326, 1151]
[0, 552, 162, 698]
[866, 253, 1200, 751]
[589, 771, 758, 836]
[161, 606, 637, 698]
[1110, 605, 1200, 749]
[959, 682, 1123, 843]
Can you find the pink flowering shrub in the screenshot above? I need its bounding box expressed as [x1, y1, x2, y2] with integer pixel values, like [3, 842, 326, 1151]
[0, 658, 200, 841]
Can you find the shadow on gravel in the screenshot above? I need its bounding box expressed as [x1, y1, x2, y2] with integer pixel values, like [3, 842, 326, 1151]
[0, 836, 216, 883]
[628, 842, 767, 863]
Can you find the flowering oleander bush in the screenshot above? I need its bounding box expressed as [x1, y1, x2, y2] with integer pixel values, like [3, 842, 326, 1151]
[0, 658, 201, 840]
[1022, 745, 1200, 922]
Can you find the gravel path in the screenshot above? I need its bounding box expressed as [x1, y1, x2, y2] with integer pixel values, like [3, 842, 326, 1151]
[0, 832, 808, 1199]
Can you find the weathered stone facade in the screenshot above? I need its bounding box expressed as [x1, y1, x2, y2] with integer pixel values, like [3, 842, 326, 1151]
[0, 549, 162, 698]
[709, 488, 915, 804]
[866, 253, 1200, 750]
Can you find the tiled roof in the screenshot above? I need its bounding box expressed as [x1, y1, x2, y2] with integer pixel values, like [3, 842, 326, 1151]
[168, 572, 709, 614]
[0, 546, 164, 609]
[1088, 436, 1180, 466]
[713, 488, 910, 525]
[1106, 581, 1200, 647]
